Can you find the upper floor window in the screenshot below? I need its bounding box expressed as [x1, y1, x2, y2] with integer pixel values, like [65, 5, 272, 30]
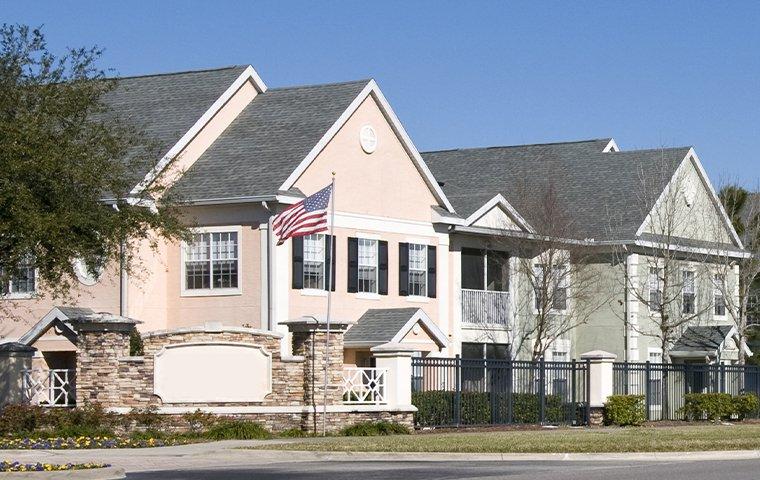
[183, 229, 240, 295]
[408, 244, 427, 297]
[303, 234, 325, 290]
[1, 261, 36, 297]
[713, 274, 726, 317]
[648, 267, 662, 311]
[461, 248, 509, 292]
[533, 264, 567, 311]
[682, 270, 696, 315]
[358, 238, 378, 294]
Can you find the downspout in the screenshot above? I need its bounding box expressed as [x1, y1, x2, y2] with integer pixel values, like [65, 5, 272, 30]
[623, 247, 630, 363]
[112, 204, 128, 317]
[262, 201, 274, 331]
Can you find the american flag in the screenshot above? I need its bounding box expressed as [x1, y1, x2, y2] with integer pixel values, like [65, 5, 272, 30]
[273, 184, 332, 246]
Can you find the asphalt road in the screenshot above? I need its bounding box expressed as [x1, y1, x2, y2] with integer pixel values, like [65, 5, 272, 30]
[126, 459, 760, 480]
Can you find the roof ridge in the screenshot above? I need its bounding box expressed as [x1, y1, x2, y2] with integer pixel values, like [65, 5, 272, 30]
[267, 78, 372, 92]
[110, 65, 248, 81]
[607, 146, 692, 154]
[422, 138, 612, 155]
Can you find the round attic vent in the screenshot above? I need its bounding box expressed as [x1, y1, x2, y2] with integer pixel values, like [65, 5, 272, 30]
[360, 125, 377, 154]
[73, 258, 103, 286]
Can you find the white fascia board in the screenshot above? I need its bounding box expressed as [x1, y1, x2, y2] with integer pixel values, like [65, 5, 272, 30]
[431, 207, 465, 225]
[632, 239, 751, 259]
[277, 80, 456, 214]
[603, 139, 619, 152]
[389, 308, 448, 348]
[129, 65, 267, 197]
[464, 194, 535, 233]
[688, 149, 744, 249]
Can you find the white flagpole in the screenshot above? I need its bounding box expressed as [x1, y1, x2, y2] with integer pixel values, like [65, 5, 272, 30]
[322, 173, 336, 437]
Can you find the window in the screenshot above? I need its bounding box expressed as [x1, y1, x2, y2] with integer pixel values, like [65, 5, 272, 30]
[1, 261, 36, 297]
[648, 350, 663, 406]
[184, 230, 239, 293]
[713, 274, 726, 317]
[408, 244, 427, 296]
[358, 238, 378, 293]
[682, 270, 696, 315]
[461, 342, 510, 360]
[460, 248, 509, 292]
[648, 267, 661, 311]
[303, 234, 325, 290]
[534, 264, 567, 311]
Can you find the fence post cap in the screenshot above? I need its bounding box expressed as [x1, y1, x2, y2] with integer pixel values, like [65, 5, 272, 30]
[580, 350, 617, 361]
[0, 342, 36, 356]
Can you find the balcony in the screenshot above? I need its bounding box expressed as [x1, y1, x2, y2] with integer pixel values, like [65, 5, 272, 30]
[461, 288, 510, 327]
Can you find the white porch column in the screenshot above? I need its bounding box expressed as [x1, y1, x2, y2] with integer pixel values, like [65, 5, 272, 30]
[370, 343, 416, 408]
[580, 350, 617, 408]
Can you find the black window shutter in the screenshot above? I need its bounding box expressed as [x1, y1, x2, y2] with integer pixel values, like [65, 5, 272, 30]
[398, 243, 409, 296]
[378, 240, 389, 295]
[427, 245, 437, 298]
[292, 236, 304, 289]
[347, 237, 358, 293]
[324, 235, 336, 291]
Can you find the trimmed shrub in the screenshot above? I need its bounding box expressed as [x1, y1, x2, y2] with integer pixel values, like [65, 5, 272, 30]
[123, 406, 164, 429]
[0, 404, 44, 435]
[129, 328, 144, 356]
[412, 391, 575, 427]
[339, 421, 411, 436]
[278, 427, 308, 438]
[733, 393, 760, 420]
[205, 420, 271, 440]
[604, 395, 645, 426]
[42, 403, 115, 437]
[682, 393, 734, 422]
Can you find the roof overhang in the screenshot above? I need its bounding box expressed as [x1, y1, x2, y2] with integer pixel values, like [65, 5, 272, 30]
[18, 307, 85, 346]
[463, 194, 535, 233]
[343, 308, 447, 350]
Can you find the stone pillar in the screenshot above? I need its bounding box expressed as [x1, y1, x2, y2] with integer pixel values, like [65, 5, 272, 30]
[0, 343, 36, 406]
[283, 316, 354, 405]
[581, 350, 617, 425]
[371, 343, 415, 408]
[73, 315, 140, 407]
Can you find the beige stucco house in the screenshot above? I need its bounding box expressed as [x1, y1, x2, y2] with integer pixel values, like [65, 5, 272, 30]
[0, 64, 750, 412]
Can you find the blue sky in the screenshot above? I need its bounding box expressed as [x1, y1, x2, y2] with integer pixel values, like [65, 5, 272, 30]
[3, 1, 759, 186]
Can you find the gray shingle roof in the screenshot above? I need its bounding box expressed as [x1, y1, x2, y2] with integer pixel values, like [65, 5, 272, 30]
[100, 66, 249, 187]
[169, 80, 370, 201]
[423, 140, 692, 242]
[672, 325, 733, 353]
[344, 307, 420, 345]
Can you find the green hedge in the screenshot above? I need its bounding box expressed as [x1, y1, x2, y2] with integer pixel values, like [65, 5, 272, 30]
[682, 393, 760, 422]
[604, 395, 645, 426]
[412, 391, 583, 427]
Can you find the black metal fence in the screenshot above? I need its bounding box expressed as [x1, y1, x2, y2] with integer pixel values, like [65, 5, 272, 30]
[613, 362, 760, 420]
[411, 356, 590, 428]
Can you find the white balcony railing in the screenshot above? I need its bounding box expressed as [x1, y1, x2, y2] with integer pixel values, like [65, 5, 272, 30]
[461, 288, 510, 326]
[22, 369, 75, 407]
[342, 367, 387, 405]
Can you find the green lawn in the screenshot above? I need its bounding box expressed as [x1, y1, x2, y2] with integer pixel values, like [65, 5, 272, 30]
[256, 424, 760, 453]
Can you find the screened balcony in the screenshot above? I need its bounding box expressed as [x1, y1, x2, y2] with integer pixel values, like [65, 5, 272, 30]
[460, 248, 511, 327]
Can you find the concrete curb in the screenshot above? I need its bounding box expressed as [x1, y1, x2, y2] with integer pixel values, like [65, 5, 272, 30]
[0, 467, 124, 479]
[247, 448, 760, 463]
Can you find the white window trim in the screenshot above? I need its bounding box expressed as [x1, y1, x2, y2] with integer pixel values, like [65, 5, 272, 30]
[681, 269, 697, 315]
[532, 263, 569, 315]
[713, 273, 727, 319]
[356, 236, 380, 297]
[302, 233, 327, 292]
[647, 265, 663, 317]
[180, 225, 243, 297]
[1, 266, 38, 300]
[407, 243, 428, 298]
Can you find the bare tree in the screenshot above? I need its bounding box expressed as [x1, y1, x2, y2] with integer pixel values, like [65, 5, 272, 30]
[609, 152, 731, 362]
[709, 184, 760, 364]
[480, 185, 611, 361]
